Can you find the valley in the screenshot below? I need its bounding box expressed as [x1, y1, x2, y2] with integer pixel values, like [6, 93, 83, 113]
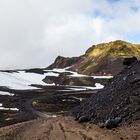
[0, 67, 107, 127]
[0, 40, 139, 140]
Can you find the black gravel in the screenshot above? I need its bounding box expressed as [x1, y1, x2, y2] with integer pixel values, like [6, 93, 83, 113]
[71, 61, 140, 127]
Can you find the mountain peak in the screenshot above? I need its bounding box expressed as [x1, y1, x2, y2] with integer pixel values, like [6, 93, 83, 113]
[85, 40, 140, 58]
[47, 56, 79, 69]
[110, 40, 130, 44]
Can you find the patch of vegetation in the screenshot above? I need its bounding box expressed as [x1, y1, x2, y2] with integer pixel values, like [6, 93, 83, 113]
[0, 110, 17, 124]
[86, 40, 140, 58]
[47, 110, 69, 115]
[32, 98, 81, 116]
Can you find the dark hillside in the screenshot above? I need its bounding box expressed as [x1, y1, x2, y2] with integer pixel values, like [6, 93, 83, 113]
[71, 61, 140, 128]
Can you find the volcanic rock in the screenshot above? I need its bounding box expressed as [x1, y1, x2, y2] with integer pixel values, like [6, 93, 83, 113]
[43, 72, 101, 86]
[123, 57, 137, 66]
[55, 74, 95, 86]
[25, 68, 45, 74]
[71, 61, 140, 128]
[43, 76, 56, 84]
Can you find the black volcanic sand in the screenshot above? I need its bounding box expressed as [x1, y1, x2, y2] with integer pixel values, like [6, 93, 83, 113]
[71, 61, 140, 128]
[0, 85, 97, 127]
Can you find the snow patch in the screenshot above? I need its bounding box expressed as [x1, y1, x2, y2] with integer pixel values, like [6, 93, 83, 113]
[93, 76, 113, 79]
[0, 91, 14, 96]
[46, 67, 113, 79]
[66, 83, 104, 91]
[0, 71, 55, 90]
[0, 103, 19, 111]
[45, 72, 59, 77]
[0, 67, 111, 90]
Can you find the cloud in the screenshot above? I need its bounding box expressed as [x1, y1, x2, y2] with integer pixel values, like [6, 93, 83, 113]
[0, 0, 139, 69]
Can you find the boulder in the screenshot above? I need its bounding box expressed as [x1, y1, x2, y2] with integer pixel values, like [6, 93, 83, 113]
[78, 116, 90, 123]
[104, 117, 122, 129]
[123, 57, 137, 66]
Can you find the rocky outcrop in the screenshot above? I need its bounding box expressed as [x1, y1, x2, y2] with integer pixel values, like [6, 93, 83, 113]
[123, 57, 137, 66]
[55, 74, 95, 86]
[43, 72, 98, 86]
[47, 56, 79, 69]
[71, 61, 140, 128]
[43, 76, 56, 84]
[25, 68, 45, 74]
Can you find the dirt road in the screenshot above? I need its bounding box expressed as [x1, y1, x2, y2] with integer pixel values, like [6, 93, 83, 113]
[0, 117, 115, 140]
[0, 116, 139, 140]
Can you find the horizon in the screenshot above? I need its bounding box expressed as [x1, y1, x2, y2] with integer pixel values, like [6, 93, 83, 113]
[0, 0, 140, 69]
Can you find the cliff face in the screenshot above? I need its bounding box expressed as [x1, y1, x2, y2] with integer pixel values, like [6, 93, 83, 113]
[47, 40, 140, 76]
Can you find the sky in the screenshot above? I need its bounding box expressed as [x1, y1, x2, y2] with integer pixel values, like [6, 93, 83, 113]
[0, 0, 140, 69]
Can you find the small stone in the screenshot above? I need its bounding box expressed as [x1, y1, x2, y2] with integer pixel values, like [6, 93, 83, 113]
[78, 116, 90, 123]
[132, 71, 136, 75]
[104, 117, 122, 129]
[116, 106, 120, 110]
[123, 77, 127, 81]
[98, 123, 105, 128]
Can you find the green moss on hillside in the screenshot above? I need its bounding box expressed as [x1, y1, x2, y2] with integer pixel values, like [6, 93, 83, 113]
[73, 40, 140, 75]
[47, 40, 140, 76]
[86, 40, 140, 58]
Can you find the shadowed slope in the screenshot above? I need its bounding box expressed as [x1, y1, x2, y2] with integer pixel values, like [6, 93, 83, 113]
[71, 61, 140, 127]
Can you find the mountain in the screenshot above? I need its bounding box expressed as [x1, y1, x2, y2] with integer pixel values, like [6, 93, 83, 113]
[47, 56, 79, 69]
[71, 60, 140, 128]
[47, 40, 140, 76]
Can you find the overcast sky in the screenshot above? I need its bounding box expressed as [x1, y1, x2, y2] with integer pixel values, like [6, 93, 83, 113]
[0, 0, 140, 69]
